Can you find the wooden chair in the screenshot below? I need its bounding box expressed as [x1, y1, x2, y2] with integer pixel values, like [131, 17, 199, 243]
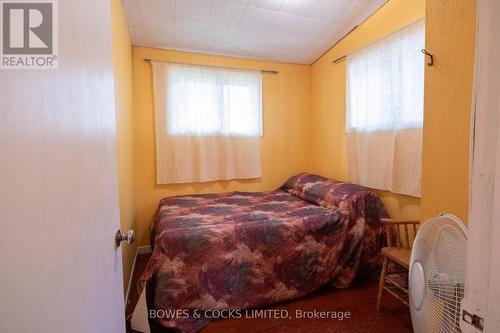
[376, 218, 420, 310]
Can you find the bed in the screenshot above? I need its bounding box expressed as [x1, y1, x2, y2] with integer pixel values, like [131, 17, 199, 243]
[136, 173, 388, 332]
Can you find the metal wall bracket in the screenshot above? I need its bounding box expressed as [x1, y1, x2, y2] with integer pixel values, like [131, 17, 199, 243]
[421, 49, 434, 66]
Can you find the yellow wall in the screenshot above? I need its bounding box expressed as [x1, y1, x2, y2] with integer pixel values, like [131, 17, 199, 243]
[310, 0, 425, 221]
[421, 0, 476, 222]
[111, 0, 136, 291]
[132, 47, 312, 246]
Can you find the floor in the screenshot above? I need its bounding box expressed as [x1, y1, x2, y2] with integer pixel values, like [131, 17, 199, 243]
[126, 253, 413, 333]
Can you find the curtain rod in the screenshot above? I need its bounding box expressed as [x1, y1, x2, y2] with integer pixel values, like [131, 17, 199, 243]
[144, 58, 279, 74]
[332, 49, 434, 66]
[332, 55, 347, 64]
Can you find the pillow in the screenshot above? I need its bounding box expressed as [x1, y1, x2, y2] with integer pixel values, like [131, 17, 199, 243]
[281, 173, 328, 192]
[281, 173, 371, 210]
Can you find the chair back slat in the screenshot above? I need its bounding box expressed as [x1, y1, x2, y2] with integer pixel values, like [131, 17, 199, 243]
[386, 225, 393, 248]
[404, 224, 410, 249]
[381, 218, 420, 248]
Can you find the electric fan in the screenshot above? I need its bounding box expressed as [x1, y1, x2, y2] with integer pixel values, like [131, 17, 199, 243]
[409, 213, 468, 333]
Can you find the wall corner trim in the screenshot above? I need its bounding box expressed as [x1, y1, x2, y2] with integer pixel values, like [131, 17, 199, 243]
[125, 245, 152, 314]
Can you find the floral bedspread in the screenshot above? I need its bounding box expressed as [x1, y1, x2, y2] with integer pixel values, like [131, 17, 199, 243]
[138, 173, 388, 332]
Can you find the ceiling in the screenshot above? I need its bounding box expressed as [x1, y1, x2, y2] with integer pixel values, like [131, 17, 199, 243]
[122, 0, 386, 65]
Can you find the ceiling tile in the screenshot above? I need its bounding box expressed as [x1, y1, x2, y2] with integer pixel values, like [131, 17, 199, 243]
[140, 28, 174, 47]
[140, 12, 175, 33]
[257, 31, 290, 48]
[202, 39, 233, 54]
[227, 44, 253, 57]
[248, 0, 286, 10]
[140, 0, 175, 14]
[268, 11, 302, 34]
[238, 6, 277, 30]
[175, 0, 213, 20]
[284, 51, 318, 64]
[366, 0, 387, 5]
[174, 30, 205, 43]
[282, 36, 314, 50]
[234, 27, 266, 44]
[124, 8, 141, 27]
[128, 27, 143, 44]
[232, 39, 259, 52]
[295, 17, 329, 37]
[322, 21, 352, 42]
[310, 0, 353, 20]
[205, 21, 238, 40]
[150, 40, 169, 49]
[251, 47, 288, 61]
[337, 0, 380, 25]
[280, 0, 320, 16]
[224, 0, 250, 4]
[309, 37, 335, 53]
[174, 17, 207, 34]
[209, 0, 247, 23]
[171, 34, 205, 50]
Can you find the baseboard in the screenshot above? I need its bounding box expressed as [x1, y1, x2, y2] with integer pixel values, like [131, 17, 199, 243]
[125, 245, 152, 310]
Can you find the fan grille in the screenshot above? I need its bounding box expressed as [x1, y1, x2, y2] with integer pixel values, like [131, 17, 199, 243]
[409, 214, 467, 333]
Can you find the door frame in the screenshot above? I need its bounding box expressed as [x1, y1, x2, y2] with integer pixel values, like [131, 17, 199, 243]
[461, 0, 500, 331]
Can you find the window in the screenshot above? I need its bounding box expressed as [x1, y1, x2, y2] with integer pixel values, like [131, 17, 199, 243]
[152, 61, 262, 184]
[165, 64, 262, 136]
[346, 20, 425, 197]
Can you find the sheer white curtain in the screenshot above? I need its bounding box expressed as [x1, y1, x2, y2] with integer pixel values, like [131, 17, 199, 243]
[346, 19, 425, 197]
[153, 61, 262, 184]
